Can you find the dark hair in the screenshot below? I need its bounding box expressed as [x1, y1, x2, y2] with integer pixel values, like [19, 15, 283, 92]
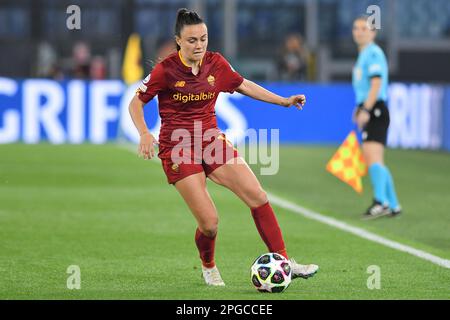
[174, 8, 204, 51]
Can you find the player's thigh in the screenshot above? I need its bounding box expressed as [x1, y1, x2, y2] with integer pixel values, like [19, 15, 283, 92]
[174, 172, 219, 233]
[208, 157, 267, 208]
[362, 141, 385, 166]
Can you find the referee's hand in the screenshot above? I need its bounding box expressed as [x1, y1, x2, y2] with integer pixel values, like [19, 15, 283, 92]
[139, 132, 158, 160]
[354, 109, 370, 131]
[285, 95, 306, 110]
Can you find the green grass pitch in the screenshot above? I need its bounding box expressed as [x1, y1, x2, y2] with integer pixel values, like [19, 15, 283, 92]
[0, 144, 449, 299]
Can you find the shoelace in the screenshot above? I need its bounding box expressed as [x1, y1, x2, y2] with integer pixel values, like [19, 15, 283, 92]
[289, 258, 301, 273]
[206, 269, 223, 283]
[370, 204, 387, 215]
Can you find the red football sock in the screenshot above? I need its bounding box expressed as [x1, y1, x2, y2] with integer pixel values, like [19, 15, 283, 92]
[195, 228, 216, 268]
[251, 202, 289, 259]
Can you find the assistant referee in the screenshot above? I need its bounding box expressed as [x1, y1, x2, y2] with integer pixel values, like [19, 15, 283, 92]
[352, 15, 401, 220]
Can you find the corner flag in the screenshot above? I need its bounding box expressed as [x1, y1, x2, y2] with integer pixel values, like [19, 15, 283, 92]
[326, 131, 367, 193]
[122, 33, 144, 85]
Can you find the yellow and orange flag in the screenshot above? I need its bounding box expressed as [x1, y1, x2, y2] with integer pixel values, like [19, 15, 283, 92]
[326, 131, 367, 193]
[122, 33, 144, 85]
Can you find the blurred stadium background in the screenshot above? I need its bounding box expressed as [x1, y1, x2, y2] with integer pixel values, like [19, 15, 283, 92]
[1, 0, 450, 148]
[0, 0, 449, 299]
[2, 0, 450, 82]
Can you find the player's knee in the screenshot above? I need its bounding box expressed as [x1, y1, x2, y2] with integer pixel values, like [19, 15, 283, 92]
[199, 216, 219, 238]
[200, 225, 218, 238]
[247, 187, 268, 208]
[256, 189, 269, 206]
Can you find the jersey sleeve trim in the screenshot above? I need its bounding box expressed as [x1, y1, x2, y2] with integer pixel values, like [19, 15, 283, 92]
[136, 62, 167, 104]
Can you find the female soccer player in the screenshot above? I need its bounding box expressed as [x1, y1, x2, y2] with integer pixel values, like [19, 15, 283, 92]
[129, 8, 318, 286]
[352, 16, 401, 220]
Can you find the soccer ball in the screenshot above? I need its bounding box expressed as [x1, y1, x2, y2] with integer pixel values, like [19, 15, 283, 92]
[250, 252, 292, 293]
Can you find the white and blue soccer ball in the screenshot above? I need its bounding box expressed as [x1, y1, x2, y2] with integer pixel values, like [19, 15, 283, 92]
[250, 252, 292, 293]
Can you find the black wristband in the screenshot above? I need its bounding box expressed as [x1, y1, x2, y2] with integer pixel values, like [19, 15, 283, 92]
[360, 107, 371, 114]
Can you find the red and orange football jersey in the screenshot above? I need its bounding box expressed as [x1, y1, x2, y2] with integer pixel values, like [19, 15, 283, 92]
[137, 51, 244, 159]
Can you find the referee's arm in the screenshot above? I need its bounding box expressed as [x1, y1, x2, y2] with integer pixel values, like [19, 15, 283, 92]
[363, 77, 382, 111]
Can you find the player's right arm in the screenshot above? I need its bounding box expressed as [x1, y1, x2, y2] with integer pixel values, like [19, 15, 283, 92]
[128, 62, 166, 160]
[129, 95, 157, 160]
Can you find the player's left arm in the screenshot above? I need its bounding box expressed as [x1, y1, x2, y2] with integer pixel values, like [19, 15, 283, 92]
[236, 78, 306, 110]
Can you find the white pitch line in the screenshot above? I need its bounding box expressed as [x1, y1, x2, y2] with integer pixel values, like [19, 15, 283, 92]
[267, 192, 450, 269]
[117, 143, 450, 269]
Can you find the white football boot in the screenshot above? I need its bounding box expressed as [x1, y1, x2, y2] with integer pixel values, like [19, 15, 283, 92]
[362, 200, 392, 220]
[289, 259, 319, 279]
[202, 266, 225, 286]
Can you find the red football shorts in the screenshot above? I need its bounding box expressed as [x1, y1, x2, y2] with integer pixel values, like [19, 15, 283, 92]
[160, 133, 239, 185]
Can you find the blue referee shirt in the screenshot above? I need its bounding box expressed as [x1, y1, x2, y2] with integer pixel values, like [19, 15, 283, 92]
[352, 42, 388, 105]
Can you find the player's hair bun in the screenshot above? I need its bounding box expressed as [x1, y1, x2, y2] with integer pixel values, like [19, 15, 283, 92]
[174, 8, 203, 36]
[174, 8, 204, 50]
[177, 8, 189, 17]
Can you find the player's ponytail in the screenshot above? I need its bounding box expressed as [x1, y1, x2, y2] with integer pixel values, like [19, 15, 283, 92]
[174, 8, 204, 51]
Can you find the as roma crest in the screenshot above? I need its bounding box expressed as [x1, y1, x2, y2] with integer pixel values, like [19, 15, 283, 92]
[171, 163, 180, 173]
[207, 75, 215, 87]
